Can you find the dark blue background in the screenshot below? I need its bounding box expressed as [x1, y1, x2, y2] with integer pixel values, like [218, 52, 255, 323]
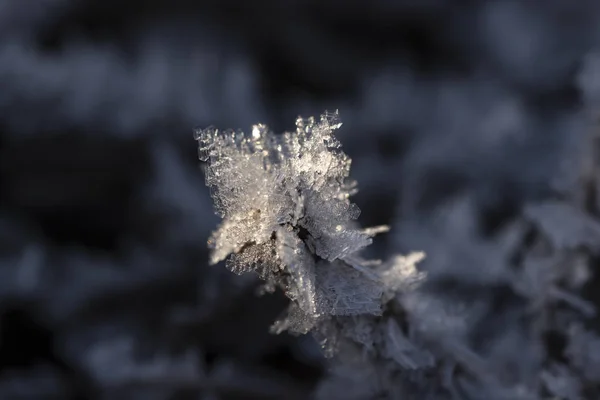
[0, 1, 599, 398]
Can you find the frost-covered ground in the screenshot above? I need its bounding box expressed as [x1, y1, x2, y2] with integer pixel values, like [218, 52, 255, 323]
[1, 1, 600, 399]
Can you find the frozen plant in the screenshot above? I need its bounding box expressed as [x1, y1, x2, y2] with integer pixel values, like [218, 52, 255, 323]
[194, 111, 433, 399]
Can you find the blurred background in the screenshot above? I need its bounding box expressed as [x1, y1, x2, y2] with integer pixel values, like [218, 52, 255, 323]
[1, 1, 600, 399]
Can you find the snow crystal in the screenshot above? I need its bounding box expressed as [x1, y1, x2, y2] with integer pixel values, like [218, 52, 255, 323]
[195, 111, 397, 333]
[196, 111, 428, 387]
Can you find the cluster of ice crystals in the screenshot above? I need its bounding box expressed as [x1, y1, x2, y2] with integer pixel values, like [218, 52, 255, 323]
[194, 111, 396, 333]
[196, 112, 430, 399]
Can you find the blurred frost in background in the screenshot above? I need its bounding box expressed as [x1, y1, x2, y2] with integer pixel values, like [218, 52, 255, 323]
[1, 0, 600, 399]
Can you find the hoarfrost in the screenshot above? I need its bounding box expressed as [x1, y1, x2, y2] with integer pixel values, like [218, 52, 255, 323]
[195, 111, 426, 368]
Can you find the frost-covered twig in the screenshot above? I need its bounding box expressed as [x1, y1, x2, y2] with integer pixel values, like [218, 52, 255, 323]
[195, 111, 431, 399]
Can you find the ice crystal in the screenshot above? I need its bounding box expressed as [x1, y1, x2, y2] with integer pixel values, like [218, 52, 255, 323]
[195, 111, 427, 398]
[195, 111, 398, 327]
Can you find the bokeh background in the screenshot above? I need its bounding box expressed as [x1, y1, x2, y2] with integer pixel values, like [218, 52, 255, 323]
[2, 1, 600, 399]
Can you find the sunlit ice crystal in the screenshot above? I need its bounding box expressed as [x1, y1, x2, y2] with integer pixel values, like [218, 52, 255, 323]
[194, 110, 398, 332]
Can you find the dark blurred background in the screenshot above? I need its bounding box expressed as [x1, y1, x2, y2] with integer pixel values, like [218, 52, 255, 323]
[1, 1, 600, 399]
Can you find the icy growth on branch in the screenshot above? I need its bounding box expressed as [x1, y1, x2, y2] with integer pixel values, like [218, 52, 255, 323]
[194, 111, 423, 336]
[196, 112, 432, 399]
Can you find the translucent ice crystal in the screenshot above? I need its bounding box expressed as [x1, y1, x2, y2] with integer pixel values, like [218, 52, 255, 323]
[195, 111, 427, 383]
[194, 111, 391, 329]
